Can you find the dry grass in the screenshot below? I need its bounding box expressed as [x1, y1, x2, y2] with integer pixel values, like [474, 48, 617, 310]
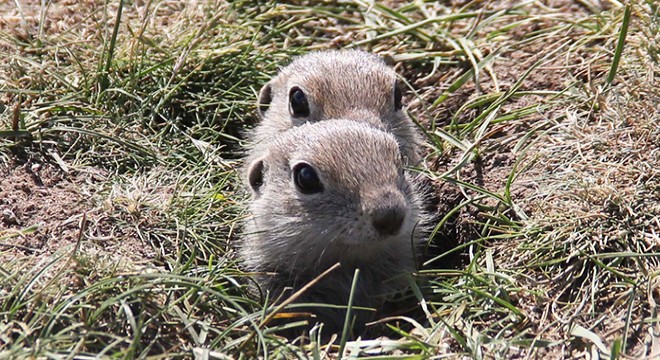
[0, 0, 658, 358]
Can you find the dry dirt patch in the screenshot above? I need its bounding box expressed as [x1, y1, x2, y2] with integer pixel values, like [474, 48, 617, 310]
[0, 160, 156, 268]
[1, 161, 88, 259]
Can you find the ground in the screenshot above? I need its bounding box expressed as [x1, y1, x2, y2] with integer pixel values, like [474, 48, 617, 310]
[1, 0, 659, 358]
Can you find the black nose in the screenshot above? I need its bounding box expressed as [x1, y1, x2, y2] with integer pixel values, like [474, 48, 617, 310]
[371, 205, 406, 236]
[371, 192, 406, 236]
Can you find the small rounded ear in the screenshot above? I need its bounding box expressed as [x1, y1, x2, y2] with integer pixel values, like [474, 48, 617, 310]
[257, 82, 273, 119]
[247, 158, 265, 196]
[393, 80, 403, 111]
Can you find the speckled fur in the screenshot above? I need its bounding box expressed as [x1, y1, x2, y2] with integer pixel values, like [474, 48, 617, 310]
[240, 120, 429, 335]
[253, 49, 422, 165]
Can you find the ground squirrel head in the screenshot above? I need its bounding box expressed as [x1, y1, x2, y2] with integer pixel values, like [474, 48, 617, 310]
[241, 120, 423, 275]
[255, 50, 421, 163]
[258, 50, 402, 126]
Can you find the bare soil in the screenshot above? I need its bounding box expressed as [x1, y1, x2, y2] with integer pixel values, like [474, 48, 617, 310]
[0, 158, 155, 267]
[1, 161, 88, 257]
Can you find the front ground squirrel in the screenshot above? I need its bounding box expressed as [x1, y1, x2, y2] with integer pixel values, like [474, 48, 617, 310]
[240, 120, 428, 336]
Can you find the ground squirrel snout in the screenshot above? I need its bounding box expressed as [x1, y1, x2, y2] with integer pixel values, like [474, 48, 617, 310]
[368, 189, 407, 236]
[240, 120, 426, 335]
[253, 49, 422, 164]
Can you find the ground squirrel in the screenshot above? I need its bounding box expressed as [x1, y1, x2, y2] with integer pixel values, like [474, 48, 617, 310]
[240, 120, 427, 336]
[253, 49, 422, 165]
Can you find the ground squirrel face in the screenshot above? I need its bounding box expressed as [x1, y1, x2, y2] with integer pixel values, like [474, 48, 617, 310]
[255, 49, 421, 164]
[258, 50, 401, 126]
[242, 120, 421, 273]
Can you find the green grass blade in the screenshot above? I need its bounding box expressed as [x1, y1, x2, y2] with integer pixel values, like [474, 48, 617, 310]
[338, 268, 360, 357]
[607, 5, 632, 85]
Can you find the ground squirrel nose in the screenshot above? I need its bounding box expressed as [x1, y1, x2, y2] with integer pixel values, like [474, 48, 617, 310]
[370, 191, 406, 236]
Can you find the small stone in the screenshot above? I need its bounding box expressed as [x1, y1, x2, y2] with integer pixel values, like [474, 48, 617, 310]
[1, 208, 20, 225]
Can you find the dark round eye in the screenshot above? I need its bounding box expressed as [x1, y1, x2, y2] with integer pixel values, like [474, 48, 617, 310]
[394, 84, 403, 111]
[293, 162, 323, 194]
[289, 86, 310, 117]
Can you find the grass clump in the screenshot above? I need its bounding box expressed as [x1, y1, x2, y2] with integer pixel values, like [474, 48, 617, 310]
[1, 0, 659, 358]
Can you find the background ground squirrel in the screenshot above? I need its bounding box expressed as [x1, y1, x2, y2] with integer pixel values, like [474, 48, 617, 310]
[240, 120, 427, 336]
[253, 49, 423, 165]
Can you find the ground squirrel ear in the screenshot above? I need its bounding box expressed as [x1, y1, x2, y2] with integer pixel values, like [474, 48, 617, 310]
[248, 159, 265, 195]
[394, 81, 403, 111]
[257, 83, 273, 119]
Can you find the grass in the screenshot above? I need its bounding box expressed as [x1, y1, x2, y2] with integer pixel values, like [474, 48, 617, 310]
[1, 0, 659, 358]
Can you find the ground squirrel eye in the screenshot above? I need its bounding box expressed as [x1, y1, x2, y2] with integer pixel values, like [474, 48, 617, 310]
[292, 162, 323, 194]
[394, 84, 403, 111]
[289, 86, 310, 117]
